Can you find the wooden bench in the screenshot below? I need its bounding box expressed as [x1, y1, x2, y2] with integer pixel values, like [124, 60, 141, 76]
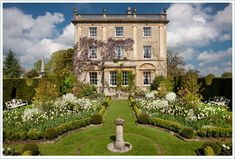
[5, 99, 28, 109]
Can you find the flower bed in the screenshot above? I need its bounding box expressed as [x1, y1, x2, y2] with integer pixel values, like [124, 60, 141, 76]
[3, 93, 106, 141]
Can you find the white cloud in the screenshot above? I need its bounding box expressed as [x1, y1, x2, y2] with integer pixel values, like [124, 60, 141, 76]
[197, 47, 232, 63]
[3, 7, 73, 68]
[199, 66, 232, 76]
[178, 48, 196, 60]
[183, 64, 195, 71]
[167, 3, 232, 49]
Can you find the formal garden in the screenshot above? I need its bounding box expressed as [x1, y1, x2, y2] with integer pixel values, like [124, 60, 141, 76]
[2, 49, 233, 156]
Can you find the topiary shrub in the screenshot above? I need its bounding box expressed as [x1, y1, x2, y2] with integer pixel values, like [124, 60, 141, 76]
[22, 150, 32, 156]
[22, 143, 40, 155]
[203, 146, 215, 156]
[98, 106, 106, 115]
[137, 112, 149, 124]
[27, 129, 42, 140]
[44, 128, 57, 140]
[131, 101, 137, 108]
[180, 127, 195, 139]
[201, 142, 221, 155]
[90, 113, 102, 124]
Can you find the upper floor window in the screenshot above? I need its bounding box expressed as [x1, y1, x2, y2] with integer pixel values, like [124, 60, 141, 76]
[115, 27, 124, 37]
[143, 46, 151, 58]
[89, 46, 97, 58]
[143, 27, 151, 37]
[89, 72, 98, 85]
[143, 72, 151, 85]
[115, 46, 124, 59]
[122, 71, 128, 86]
[110, 71, 117, 86]
[89, 27, 97, 37]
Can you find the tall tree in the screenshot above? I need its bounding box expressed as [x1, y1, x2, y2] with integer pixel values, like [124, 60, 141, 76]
[221, 72, 232, 78]
[3, 50, 23, 78]
[47, 48, 74, 77]
[33, 60, 42, 72]
[167, 51, 185, 77]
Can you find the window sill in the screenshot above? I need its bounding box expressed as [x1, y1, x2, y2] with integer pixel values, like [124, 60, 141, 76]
[143, 84, 151, 86]
[143, 36, 152, 38]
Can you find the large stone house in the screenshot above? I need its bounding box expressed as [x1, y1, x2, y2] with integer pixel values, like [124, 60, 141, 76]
[72, 7, 169, 96]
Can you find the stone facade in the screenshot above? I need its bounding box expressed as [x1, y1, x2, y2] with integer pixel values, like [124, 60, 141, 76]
[72, 7, 169, 96]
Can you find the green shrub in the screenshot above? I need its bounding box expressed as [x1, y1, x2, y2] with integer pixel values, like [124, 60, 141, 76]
[102, 101, 109, 107]
[56, 124, 67, 135]
[203, 146, 215, 156]
[128, 95, 133, 101]
[150, 76, 165, 90]
[27, 129, 42, 140]
[33, 80, 59, 104]
[197, 127, 232, 137]
[3, 146, 20, 155]
[149, 117, 182, 133]
[180, 127, 195, 139]
[201, 142, 221, 155]
[22, 150, 32, 156]
[98, 106, 106, 115]
[19, 131, 27, 140]
[4, 130, 20, 141]
[137, 113, 149, 124]
[22, 143, 40, 155]
[131, 101, 137, 108]
[90, 113, 103, 124]
[105, 96, 111, 102]
[133, 105, 141, 116]
[44, 128, 57, 140]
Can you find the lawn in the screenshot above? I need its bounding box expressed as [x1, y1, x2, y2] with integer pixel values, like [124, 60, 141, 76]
[5, 100, 204, 155]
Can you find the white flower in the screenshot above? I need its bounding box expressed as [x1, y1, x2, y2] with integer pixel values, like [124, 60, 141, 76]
[165, 92, 176, 102]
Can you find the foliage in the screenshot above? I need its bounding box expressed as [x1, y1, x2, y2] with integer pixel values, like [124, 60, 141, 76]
[22, 150, 33, 156]
[73, 82, 98, 98]
[150, 76, 164, 91]
[25, 69, 39, 78]
[167, 51, 185, 77]
[46, 48, 74, 77]
[3, 146, 20, 155]
[44, 128, 57, 140]
[22, 143, 40, 155]
[148, 117, 182, 133]
[221, 72, 232, 78]
[102, 101, 109, 108]
[201, 142, 221, 155]
[197, 127, 232, 137]
[203, 146, 215, 156]
[90, 113, 103, 124]
[3, 78, 64, 106]
[27, 129, 42, 140]
[178, 72, 202, 104]
[137, 112, 149, 124]
[3, 50, 23, 78]
[33, 60, 42, 72]
[63, 74, 76, 94]
[205, 74, 215, 85]
[98, 106, 106, 115]
[33, 80, 59, 104]
[180, 127, 195, 139]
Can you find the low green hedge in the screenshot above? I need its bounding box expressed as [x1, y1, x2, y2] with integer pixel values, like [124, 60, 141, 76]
[98, 106, 106, 115]
[180, 127, 195, 139]
[148, 117, 182, 133]
[197, 127, 232, 137]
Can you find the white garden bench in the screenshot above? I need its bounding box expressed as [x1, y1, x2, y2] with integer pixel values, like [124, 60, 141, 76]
[5, 99, 28, 109]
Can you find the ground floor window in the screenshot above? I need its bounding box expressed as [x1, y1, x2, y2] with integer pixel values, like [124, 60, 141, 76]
[89, 72, 97, 85]
[110, 71, 117, 86]
[143, 72, 151, 85]
[122, 71, 128, 86]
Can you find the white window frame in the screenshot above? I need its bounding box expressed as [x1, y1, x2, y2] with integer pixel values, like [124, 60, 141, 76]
[143, 72, 151, 85]
[109, 71, 117, 86]
[122, 71, 128, 86]
[115, 46, 124, 59]
[89, 27, 97, 37]
[115, 27, 124, 37]
[89, 72, 98, 85]
[143, 45, 152, 58]
[143, 27, 151, 37]
[89, 46, 97, 59]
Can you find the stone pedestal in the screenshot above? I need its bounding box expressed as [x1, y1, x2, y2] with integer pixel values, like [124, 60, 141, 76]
[107, 118, 132, 153]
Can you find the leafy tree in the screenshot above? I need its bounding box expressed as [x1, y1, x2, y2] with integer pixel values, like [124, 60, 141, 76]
[3, 50, 23, 78]
[221, 72, 232, 78]
[205, 73, 216, 85]
[47, 48, 74, 77]
[25, 69, 39, 78]
[167, 51, 185, 77]
[63, 74, 76, 94]
[206, 74, 216, 78]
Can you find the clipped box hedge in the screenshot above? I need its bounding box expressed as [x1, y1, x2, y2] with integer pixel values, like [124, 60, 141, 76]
[197, 127, 232, 138]
[3, 77, 64, 108]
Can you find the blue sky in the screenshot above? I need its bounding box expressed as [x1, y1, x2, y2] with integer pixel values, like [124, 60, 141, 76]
[2, 3, 232, 76]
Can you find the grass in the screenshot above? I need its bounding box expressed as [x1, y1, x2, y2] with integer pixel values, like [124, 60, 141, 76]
[4, 100, 204, 155]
